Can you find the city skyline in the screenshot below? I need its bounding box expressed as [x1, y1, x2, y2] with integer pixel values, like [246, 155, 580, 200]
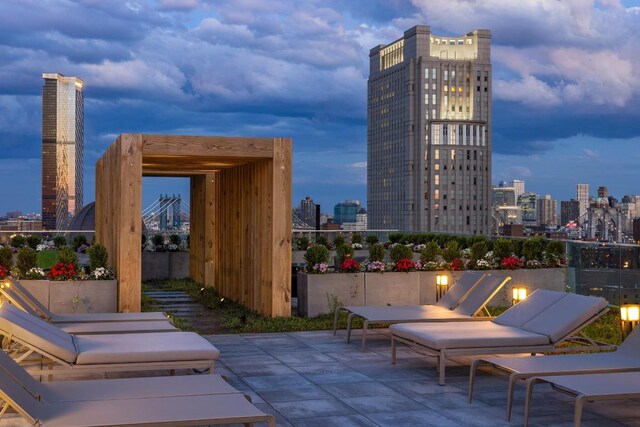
[1, 1, 640, 214]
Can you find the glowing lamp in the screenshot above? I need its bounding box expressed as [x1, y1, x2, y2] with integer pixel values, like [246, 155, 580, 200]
[511, 286, 527, 305]
[620, 304, 640, 338]
[435, 274, 449, 302]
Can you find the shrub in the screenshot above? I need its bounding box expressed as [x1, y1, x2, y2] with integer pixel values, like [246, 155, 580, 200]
[53, 235, 67, 248]
[511, 238, 524, 258]
[493, 238, 514, 260]
[315, 235, 329, 249]
[368, 243, 386, 262]
[169, 234, 181, 245]
[351, 233, 362, 244]
[16, 247, 37, 276]
[10, 234, 26, 248]
[141, 234, 147, 245]
[336, 244, 355, 263]
[546, 240, 565, 257]
[151, 234, 165, 246]
[441, 240, 460, 262]
[366, 234, 379, 245]
[389, 244, 413, 262]
[26, 235, 42, 250]
[334, 234, 345, 248]
[388, 232, 403, 244]
[522, 237, 544, 261]
[420, 242, 440, 263]
[72, 235, 88, 251]
[296, 236, 310, 250]
[304, 245, 330, 272]
[56, 247, 80, 273]
[87, 243, 109, 271]
[470, 234, 489, 247]
[470, 241, 488, 262]
[0, 246, 13, 270]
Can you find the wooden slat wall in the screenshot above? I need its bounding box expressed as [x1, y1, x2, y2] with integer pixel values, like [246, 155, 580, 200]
[96, 134, 291, 316]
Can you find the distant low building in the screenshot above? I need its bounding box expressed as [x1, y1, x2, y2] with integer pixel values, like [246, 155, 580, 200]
[333, 200, 360, 225]
[341, 208, 367, 231]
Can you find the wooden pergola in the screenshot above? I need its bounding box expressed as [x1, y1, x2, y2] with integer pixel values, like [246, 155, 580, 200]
[95, 134, 292, 317]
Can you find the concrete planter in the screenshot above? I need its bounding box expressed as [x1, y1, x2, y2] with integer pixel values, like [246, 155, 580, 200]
[141, 252, 189, 280]
[19, 280, 50, 309]
[49, 280, 117, 314]
[297, 272, 364, 317]
[364, 272, 420, 306]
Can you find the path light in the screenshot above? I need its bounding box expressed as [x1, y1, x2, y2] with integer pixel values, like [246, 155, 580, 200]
[620, 304, 640, 338]
[435, 274, 449, 302]
[511, 286, 527, 305]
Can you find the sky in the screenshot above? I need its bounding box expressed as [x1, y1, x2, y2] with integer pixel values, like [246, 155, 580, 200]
[1, 0, 639, 215]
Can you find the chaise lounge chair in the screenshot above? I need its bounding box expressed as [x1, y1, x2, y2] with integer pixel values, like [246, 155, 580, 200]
[334, 271, 510, 350]
[469, 323, 636, 420]
[0, 302, 220, 377]
[389, 290, 609, 385]
[3, 277, 170, 323]
[523, 372, 640, 427]
[0, 350, 274, 426]
[0, 282, 178, 334]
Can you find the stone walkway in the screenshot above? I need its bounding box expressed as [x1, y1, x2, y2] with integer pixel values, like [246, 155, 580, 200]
[144, 290, 221, 334]
[205, 329, 640, 427]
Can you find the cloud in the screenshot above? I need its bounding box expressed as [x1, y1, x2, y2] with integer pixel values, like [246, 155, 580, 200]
[351, 162, 367, 168]
[582, 148, 599, 158]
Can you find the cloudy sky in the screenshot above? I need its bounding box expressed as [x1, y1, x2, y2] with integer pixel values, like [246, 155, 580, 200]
[1, 0, 639, 216]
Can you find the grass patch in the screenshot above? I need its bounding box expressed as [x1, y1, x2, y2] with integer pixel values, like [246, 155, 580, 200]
[36, 250, 58, 269]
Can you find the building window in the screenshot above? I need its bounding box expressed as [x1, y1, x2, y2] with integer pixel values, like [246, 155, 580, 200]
[435, 190, 440, 200]
[432, 68, 437, 79]
[434, 175, 439, 185]
[432, 94, 436, 104]
[444, 70, 448, 81]
[451, 149, 455, 160]
[434, 149, 439, 160]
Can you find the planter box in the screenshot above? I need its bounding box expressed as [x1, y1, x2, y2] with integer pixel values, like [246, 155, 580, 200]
[19, 280, 50, 310]
[482, 268, 565, 306]
[297, 272, 364, 317]
[142, 252, 189, 280]
[49, 280, 118, 314]
[365, 272, 420, 306]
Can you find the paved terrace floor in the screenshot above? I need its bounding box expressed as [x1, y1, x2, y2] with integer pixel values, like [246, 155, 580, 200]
[204, 329, 640, 427]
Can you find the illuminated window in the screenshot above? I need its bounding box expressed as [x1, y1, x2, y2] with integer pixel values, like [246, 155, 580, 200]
[444, 85, 448, 92]
[435, 149, 439, 160]
[451, 149, 456, 160]
[435, 190, 440, 200]
[444, 70, 448, 81]
[435, 175, 439, 185]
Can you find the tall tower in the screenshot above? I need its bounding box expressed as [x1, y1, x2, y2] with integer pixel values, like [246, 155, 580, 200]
[511, 179, 525, 200]
[367, 26, 492, 234]
[576, 183, 589, 223]
[42, 73, 84, 230]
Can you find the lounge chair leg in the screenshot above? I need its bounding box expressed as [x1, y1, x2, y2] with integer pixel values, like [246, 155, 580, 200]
[468, 359, 480, 403]
[333, 308, 342, 336]
[361, 320, 369, 352]
[574, 395, 586, 427]
[346, 313, 355, 343]
[506, 374, 519, 421]
[439, 350, 446, 386]
[391, 337, 397, 364]
[523, 377, 539, 427]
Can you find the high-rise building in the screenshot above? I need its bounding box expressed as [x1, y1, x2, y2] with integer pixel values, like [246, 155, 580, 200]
[493, 184, 516, 206]
[42, 73, 84, 230]
[511, 179, 525, 200]
[576, 183, 589, 223]
[518, 192, 538, 226]
[560, 199, 580, 226]
[537, 194, 558, 227]
[333, 200, 360, 225]
[597, 186, 608, 199]
[295, 196, 317, 228]
[367, 25, 492, 234]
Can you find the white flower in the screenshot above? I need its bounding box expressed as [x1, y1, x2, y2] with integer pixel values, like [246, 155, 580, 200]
[351, 243, 363, 249]
[36, 244, 48, 252]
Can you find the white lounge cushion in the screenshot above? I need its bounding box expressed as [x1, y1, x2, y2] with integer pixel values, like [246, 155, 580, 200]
[390, 321, 550, 349]
[75, 332, 220, 364]
[435, 271, 485, 309]
[52, 312, 169, 323]
[493, 289, 566, 328]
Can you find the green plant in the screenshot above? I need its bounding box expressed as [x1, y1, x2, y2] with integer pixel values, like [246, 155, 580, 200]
[296, 236, 310, 250]
[368, 243, 386, 262]
[388, 232, 403, 244]
[546, 240, 565, 258]
[26, 235, 42, 250]
[315, 235, 329, 248]
[53, 235, 67, 248]
[420, 241, 440, 262]
[441, 240, 460, 262]
[169, 234, 181, 245]
[37, 250, 58, 269]
[522, 237, 544, 261]
[0, 246, 13, 270]
[333, 234, 345, 248]
[493, 238, 514, 260]
[470, 241, 488, 262]
[366, 234, 379, 245]
[389, 244, 413, 262]
[16, 247, 37, 276]
[141, 234, 147, 246]
[351, 233, 362, 244]
[151, 234, 165, 246]
[72, 235, 88, 251]
[10, 234, 26, 248]
[87, 243, 109, 271]
[56, 247, 80, 272]
[304, 245, 330, 270]
[336, 244, 354, 263]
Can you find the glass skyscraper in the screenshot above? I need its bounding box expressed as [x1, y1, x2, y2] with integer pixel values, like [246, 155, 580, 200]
[42, 73, 84, 230]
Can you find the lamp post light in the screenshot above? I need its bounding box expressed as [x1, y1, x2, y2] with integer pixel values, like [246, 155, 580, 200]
[435, 274, 449, 302]
[620, 304, 640, 339]
[511, 286, 528, 306]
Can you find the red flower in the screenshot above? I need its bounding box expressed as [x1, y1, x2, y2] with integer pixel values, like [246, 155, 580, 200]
[500, 256, 523, 270]
[339, 258, 360, 273]
[394, 258, 415, 272]
[451, 258, 464, 271]
[47, 262, 77, 281]
[0, 266, 8, 279]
